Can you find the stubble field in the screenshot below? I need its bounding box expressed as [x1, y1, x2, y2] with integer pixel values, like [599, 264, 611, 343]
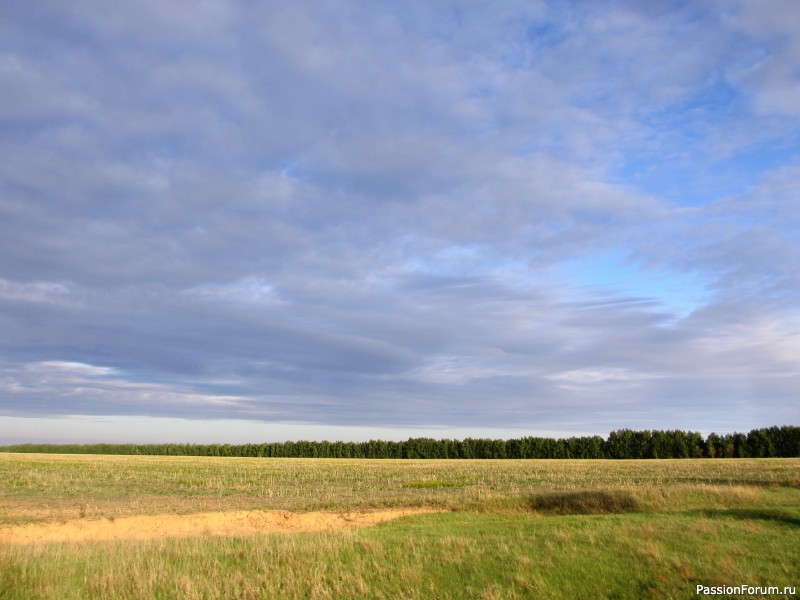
[1, 453, 798, 599]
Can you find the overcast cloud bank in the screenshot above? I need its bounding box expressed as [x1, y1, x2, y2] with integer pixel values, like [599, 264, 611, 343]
[1, 1, 799, 441]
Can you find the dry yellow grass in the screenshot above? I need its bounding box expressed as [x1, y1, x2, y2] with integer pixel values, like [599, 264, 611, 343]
[1, 453, 798, 526]
[0, 507, 440, 544]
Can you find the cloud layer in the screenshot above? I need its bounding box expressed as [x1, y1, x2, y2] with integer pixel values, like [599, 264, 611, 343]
[1, 1, 799, 438]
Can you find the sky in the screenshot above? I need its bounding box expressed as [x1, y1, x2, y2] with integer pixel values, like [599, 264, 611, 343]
[1, 0, 799, 444]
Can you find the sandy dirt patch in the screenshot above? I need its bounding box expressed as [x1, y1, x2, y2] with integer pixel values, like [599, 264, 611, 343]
[0, 508, 440, 545]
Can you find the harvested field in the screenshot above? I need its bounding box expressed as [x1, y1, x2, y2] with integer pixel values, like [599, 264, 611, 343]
[1, 454, 799, 599]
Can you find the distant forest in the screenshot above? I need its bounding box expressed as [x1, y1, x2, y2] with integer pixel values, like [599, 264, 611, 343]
[1, 426, 798, 459]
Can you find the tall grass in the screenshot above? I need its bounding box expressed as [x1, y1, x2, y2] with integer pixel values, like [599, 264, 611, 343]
[2, 508, 799, 599]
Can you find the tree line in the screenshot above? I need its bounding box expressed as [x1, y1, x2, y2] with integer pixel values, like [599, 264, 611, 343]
[1, 426, 798, 459]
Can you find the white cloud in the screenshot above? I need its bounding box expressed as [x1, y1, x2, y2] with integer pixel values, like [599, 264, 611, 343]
[410, 355, 523, 386]
[727, 0, 800, 117]
[0, 279, 74, 304]
[2, 360, 249, 414]
[186, 278, 283, 306]
[547, 368, 662, 385]
[37, 361, 116, 377]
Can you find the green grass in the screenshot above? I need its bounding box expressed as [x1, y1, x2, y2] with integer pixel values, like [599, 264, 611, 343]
[1, 454, 799, 599]
[2, 507, 798, 599]
[402, 479, 465, 489]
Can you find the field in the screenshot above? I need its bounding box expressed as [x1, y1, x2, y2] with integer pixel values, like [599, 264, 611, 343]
[1, 454, 798, 599]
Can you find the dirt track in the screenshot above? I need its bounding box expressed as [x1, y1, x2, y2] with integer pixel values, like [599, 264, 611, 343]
[0, 508, 439, 545]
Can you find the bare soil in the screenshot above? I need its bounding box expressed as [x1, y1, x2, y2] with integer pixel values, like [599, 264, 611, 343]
[0, 507, 439, 545]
